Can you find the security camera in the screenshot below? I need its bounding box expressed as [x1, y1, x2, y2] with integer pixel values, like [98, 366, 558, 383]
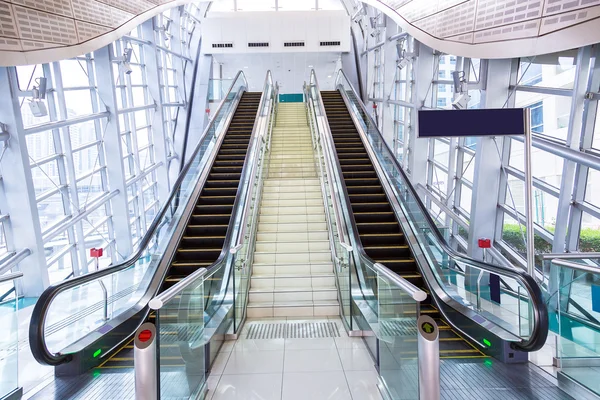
[452, 92, 471, 110]
[29, 99, 48, 117]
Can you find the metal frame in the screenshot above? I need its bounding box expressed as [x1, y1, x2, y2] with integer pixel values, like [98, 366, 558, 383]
[0, 3, 206, 296]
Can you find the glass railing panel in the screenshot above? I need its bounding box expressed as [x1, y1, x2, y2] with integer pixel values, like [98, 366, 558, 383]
[0, 274, 21, 399]
[156, 276, 206, 399]
[335, 76, 535, 342]
[376, 269, 419, 400]
[39, 73, 249, 355]
[550, 259, 600, 396]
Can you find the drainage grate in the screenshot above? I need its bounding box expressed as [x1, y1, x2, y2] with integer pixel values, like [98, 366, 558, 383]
[379, 319, 418, 337]
[247, 322, 341, 339]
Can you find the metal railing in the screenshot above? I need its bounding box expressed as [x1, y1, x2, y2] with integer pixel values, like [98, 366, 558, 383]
[29, 71, 250, 367]
[137, 71, 278, 399]
[330, 68, 549, 352]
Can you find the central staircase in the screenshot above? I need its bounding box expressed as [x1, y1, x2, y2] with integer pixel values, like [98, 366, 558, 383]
[247, 102, 339, 318]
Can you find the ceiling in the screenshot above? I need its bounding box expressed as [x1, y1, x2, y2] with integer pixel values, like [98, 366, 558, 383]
[364, 0, 600, 59]
[0, 0, 600, 66]
[214, 52, 341, 93]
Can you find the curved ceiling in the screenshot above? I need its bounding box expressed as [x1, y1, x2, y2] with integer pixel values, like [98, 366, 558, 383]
[0, 0, 197, 66]
[0, 0, 599, 66]
[365, 0, 600, 59]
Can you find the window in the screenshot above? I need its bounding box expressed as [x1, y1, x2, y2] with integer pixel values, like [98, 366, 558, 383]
[530, 101, 544, 134]
[437, 98, 447, 107]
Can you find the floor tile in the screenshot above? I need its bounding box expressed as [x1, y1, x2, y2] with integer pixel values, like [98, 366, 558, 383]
[334, 336, 367, 349]
[281, 371, 352, 400]
[224, 350, 284, 375]
[337, 348, 376, 371]
[234, 338, 285, 352]
[284, 349, 342, 372]
[285, 338, 336, 350]
[212, 373, 283, 400]
[211, 352, 232, 375]
[206, 375, 221, 400]
[344, 370, 382, 400]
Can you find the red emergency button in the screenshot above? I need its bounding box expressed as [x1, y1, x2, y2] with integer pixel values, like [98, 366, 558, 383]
[138, 329, 153, 343]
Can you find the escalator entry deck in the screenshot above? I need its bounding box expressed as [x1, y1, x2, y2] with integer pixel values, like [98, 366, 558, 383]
[320, 90, 485, 359]
[99, 92, 262, 369]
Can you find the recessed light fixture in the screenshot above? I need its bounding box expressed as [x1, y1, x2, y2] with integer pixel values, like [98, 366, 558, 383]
[244, 66, 248, 69]
[308, 65, 314, 68]
[328, 75, 332, 78]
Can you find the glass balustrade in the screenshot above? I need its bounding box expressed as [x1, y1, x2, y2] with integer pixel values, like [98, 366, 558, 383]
[549, 257, 600, 396]
[0, 273, 22, 400]
[36, 72, 250, 357]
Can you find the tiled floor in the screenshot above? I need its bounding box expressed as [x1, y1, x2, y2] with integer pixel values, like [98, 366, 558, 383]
[206, 317, 382, 400]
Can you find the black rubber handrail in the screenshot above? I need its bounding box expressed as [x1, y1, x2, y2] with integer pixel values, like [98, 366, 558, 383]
[319, 69, 548, 352]
[29, 70, 251, 366]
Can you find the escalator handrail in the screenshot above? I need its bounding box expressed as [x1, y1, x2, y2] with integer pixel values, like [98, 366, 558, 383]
[29, 70, 249, 366]
[308, 71, 426, 304]
[302, 84, 353, 256]
[232, 71, 273, 251]
[332, 68, 548, 352]
[154, 71, 275, 310]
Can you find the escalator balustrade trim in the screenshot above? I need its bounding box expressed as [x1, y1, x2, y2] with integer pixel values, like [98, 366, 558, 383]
[320, 90, 485, 359]
[99, 92, 262, 369]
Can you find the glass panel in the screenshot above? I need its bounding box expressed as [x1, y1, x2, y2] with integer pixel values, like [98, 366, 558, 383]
[584, 168, 600, 206]
[579, 213, 600, 252]
[593, 106, 600, 150]
[519, 57, 576, 89]
[515, 91, 571, 141]
[40, 73, 250, 354]
[335, 72, 541, 343]
[377, 270, 419, 400]
[433, 140, 449, 165]
[157, 280, 205, 399]
[64, 90, 94, 117]
[508, 139, 564, 187]
[0, 275, 19, 399]
[459, 184, 472, 214]
[552, 259, 600, 396]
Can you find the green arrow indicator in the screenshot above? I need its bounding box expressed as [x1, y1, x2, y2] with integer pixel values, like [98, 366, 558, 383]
[422, 322, 434, 334]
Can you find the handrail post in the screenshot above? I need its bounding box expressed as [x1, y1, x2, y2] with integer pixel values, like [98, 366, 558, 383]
[134, 322, 158, 400]
[417, 315, 440, 400]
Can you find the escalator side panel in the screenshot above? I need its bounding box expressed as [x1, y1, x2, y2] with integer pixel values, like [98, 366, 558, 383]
[320, 90, 485, 359]
[98, 92, 262, 370]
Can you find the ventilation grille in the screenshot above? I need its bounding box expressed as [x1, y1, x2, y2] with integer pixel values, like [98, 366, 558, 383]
[246, 322, 341, 339]
[212, 42, 233, 48]
[320, 41, 341, 46]
[284, 41, 305, 47]
[248, 42, 269, 47]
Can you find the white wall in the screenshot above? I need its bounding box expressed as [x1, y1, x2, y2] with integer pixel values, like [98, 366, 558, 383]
[202, 10, 351, 54]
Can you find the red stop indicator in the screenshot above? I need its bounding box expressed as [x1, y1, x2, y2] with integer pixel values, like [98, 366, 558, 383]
[138, 329, 153, 343]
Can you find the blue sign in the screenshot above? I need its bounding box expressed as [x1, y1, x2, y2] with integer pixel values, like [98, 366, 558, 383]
[418, 108, 525, 138]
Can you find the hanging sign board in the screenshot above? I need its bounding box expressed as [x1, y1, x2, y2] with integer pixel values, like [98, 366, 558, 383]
[417, 108, 525, 138]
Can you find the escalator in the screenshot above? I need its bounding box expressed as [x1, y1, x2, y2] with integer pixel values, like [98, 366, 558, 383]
[320, 91, 484, 358]
[99, 92, 261, 369]
[29, 83, 263, 373]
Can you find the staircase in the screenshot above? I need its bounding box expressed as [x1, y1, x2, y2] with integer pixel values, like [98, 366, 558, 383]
[247, 102, 339, 318]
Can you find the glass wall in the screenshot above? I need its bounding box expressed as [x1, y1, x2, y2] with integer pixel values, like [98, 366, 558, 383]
[344, 0, 600, 271]
[0, 2, 206, 290]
